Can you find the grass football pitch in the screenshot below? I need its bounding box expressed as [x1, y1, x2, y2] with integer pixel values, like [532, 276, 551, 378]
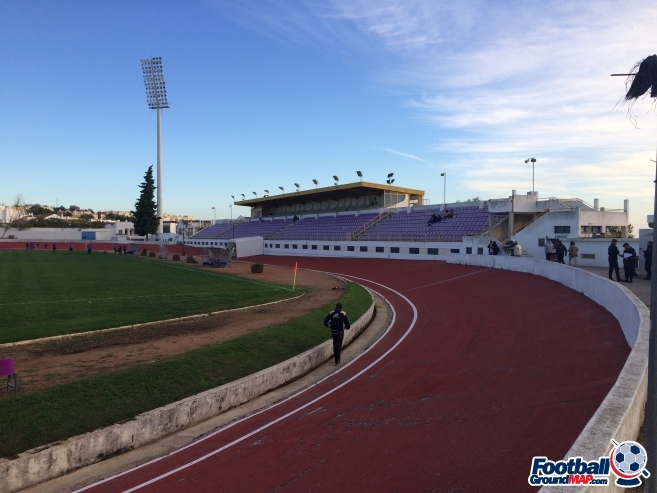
[0, 250, 294, 344]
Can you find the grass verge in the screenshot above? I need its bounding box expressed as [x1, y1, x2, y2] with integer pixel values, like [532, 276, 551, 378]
[0, 251, 294, 343]
[0, 281, 371, 458]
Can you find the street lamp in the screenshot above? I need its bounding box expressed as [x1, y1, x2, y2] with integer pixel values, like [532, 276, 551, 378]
[440, 172, 446, 210]
[357, 171, 363, 180]
[252, 192, 257, 197]
[312, 179, 318, 188]
[211, 206, 216, 225]
[386, 172, 395, 185]
[525, 158, 537, 193]
[294, 183, 300, 192]
[140, 57, 170, 235]
[279, 186, 284, 193]
[231, 195, 235, 202]
[240, 194, 245, 199]
[333, 175, 339, 186]
[229, 204, 232, 222]
[264, 190, 269, 197]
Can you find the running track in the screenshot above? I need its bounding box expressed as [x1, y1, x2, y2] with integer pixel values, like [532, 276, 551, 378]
[79, 257, 630, 492]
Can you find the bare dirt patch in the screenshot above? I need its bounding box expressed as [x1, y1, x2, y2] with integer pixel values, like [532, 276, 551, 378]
[2, 261, 344, 396]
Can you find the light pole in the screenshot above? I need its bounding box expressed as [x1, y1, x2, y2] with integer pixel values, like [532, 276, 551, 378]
[141, 57, 170, 235]
[525, 158, 537, 193]
[312, 179, 318, 189]
[441, 172, 446, 210]
[212, 207, 216, 225]
[279, 186, 284, 193]
[229, 204, 232, 221]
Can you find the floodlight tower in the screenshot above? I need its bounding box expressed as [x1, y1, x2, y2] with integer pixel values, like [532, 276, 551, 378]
[141, 57, 170, 235]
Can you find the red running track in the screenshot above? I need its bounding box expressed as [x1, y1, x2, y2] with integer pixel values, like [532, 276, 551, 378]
[78, 256, 630, 492]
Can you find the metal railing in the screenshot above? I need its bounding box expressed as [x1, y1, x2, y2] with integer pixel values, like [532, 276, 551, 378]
[350, 211, 391, 239]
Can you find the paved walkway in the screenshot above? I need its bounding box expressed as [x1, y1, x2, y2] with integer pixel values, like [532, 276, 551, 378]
[581, 266, 651, 308]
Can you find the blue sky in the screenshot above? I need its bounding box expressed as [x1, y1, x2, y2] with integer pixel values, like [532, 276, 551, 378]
[1, 1, 656, 226]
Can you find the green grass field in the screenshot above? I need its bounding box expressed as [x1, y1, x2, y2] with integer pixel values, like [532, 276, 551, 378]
[0, 251, 295, 343]
[0, 281, 372, 458]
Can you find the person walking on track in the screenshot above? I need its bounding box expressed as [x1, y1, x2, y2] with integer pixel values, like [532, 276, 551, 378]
[324, 302, 351, 366]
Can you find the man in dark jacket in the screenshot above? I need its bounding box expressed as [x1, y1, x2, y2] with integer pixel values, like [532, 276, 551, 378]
[556, 240, 567, 264]
[622, 243, 637, 283]
[644, 241, 652, 280]
[608, 239, 621, 281]
[323, 302, 351, 365]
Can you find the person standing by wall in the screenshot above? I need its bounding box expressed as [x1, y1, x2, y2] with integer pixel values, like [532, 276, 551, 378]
[568, 241, 578, 267]
[622, 243, 637, 283]
[556, 240, 567, 264]
[644, 241, 652, 280]
[512, 240, 522, 257]
[544, 237, 554, 261]
[492, 240, 499, 256]
[608, 239, 621, 281]
[323, 302, 351, 366]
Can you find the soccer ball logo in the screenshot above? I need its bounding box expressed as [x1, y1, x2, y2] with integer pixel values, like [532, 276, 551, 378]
[610, 439, 650, 487]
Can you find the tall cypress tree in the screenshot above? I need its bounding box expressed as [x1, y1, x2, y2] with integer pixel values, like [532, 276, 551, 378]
[133, 165, 159, 239]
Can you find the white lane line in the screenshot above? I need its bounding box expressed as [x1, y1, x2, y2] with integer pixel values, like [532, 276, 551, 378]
[73, 280, 404, 493]
[404, 269, 487, 292]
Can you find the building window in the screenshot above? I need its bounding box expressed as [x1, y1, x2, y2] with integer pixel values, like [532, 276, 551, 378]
[276, 244, 280, 248]
[348, 246, 354, 251]
[376, 246, 384, 253]
[323, 245, 329, 250]
[334, 246, 341, 251]
[360, 246, 368, 252]
[293, 244, 298, 249]
[538, 238, 545, 247]
[554, 226, 570, 234]
[312, 245, 317, 250]
[391, 247, 400, 253]
[477, 247, 484, 254]
[581, 226, 603, 234]
[284, 244, 289, 249]
[409, 247, 419, 254]
[466, 247, 472, 254]
[428, 248, 438, 255]
[451, 249, 460, 253]
[582, 253, 595, 259]
[302, 244, 308, 249]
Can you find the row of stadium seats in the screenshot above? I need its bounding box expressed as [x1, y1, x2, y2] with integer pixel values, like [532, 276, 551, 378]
[190, 207, 490, 243]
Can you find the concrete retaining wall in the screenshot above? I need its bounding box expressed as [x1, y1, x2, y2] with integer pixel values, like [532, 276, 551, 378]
[0, 293, 375, 493]
[446, 255, 649, 493]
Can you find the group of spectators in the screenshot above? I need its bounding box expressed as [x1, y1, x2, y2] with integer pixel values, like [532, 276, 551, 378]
[427, 209, 455, 226]
[607, 238, 646, 283]
[544, 238, 575, 265]
[25, 242, 68, 252]
[113, 244, 128, 255]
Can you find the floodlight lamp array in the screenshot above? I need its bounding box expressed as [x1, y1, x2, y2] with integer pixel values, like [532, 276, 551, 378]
[141, 57, 170, 109]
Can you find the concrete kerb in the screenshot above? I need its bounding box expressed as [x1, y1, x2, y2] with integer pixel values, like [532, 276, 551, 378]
[446, 255, 649, 493]
[0, 291, 375, 493]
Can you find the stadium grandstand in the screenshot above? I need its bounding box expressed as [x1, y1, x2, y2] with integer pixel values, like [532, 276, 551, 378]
[188, 182, 632, 267]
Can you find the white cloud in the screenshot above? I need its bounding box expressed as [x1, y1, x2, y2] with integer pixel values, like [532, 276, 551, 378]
[378, 147, 424, 161]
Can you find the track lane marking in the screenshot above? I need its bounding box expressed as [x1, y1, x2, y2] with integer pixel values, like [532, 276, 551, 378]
[115, 276, 417, 493]
[404, 269, 488, 291]
[73, 280, 402, 493]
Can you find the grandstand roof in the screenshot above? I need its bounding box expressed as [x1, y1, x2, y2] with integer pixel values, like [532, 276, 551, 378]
[234, 181, 424, 208]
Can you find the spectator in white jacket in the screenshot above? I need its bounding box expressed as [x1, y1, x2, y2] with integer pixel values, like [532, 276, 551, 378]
[544, 237, 554, 261]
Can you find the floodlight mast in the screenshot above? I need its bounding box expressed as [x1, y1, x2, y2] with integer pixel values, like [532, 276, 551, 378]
[141, 57, 170, 235]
